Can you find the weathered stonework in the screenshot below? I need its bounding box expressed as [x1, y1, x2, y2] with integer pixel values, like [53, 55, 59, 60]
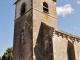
[13, 11, 33, 60]
[13, 0, 80, 60]
[53, 30, 78, 60]
[34, 23, 54, 60]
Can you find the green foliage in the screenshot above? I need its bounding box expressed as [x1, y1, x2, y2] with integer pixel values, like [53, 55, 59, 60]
[2, 47, 13, 60]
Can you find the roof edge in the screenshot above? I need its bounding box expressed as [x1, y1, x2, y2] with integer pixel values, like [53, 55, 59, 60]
[13, 0, 21, 5]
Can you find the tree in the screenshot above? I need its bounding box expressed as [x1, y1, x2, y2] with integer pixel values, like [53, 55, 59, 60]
[2, 47, 13, 60]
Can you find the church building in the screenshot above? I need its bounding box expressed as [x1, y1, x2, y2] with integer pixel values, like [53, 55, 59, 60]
[13, 0, 80, 60]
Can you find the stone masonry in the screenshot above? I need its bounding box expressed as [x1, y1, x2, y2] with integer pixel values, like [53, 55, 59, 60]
[13, 0, 80, 60]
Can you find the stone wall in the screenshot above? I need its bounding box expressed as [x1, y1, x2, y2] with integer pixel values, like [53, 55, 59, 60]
[34, 22, 54, 60]
[14, 0, 32, 19]
[53, 30, 80, 60]
[13, 10, 32, 60]
[13, 0, 80, 60]
[32, 1, 58, 59]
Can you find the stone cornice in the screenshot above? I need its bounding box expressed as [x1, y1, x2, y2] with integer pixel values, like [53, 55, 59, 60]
[14, 0, 21, 5]
[55, 29, 80, 42]
[14, 8, 32, 22]
[52, 0, 56, 2]
[33, 8, 57, 19]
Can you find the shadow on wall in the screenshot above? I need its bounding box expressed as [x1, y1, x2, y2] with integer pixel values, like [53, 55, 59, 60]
[67, 41, 76, 60]
[34, 22, 54, 60]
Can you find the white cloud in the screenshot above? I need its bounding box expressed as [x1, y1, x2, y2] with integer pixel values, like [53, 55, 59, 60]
[56, 4, 74, 17]
[77, 0, 80, 5]
[74, 26, 80, 30]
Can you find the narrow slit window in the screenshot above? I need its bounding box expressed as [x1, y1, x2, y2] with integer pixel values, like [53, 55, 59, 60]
[20, 30, 24, 44]
[21, 3, 26, 16]
[43, 2, 49, 13]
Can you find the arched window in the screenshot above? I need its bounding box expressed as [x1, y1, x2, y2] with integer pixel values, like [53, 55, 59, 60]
[20, 30, 24, 44]
[43, 2, 49, 13]
[21, 3, 26, 16]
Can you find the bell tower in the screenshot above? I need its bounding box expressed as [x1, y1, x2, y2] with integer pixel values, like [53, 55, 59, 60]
[13, 0, 57, 60]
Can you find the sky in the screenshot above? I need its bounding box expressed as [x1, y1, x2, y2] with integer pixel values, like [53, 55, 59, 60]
[57, 0, 80, 36]
[0, 0, 80, 57]
[0, 0, 16, 56]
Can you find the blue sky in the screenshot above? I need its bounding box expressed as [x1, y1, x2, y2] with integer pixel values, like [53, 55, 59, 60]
[0, 0, 80, 57]
[57, 0, 80, 36]
[0, 0, 16, 56]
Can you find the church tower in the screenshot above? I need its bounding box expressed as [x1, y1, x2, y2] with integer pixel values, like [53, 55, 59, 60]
[13, 0, 57, 60]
